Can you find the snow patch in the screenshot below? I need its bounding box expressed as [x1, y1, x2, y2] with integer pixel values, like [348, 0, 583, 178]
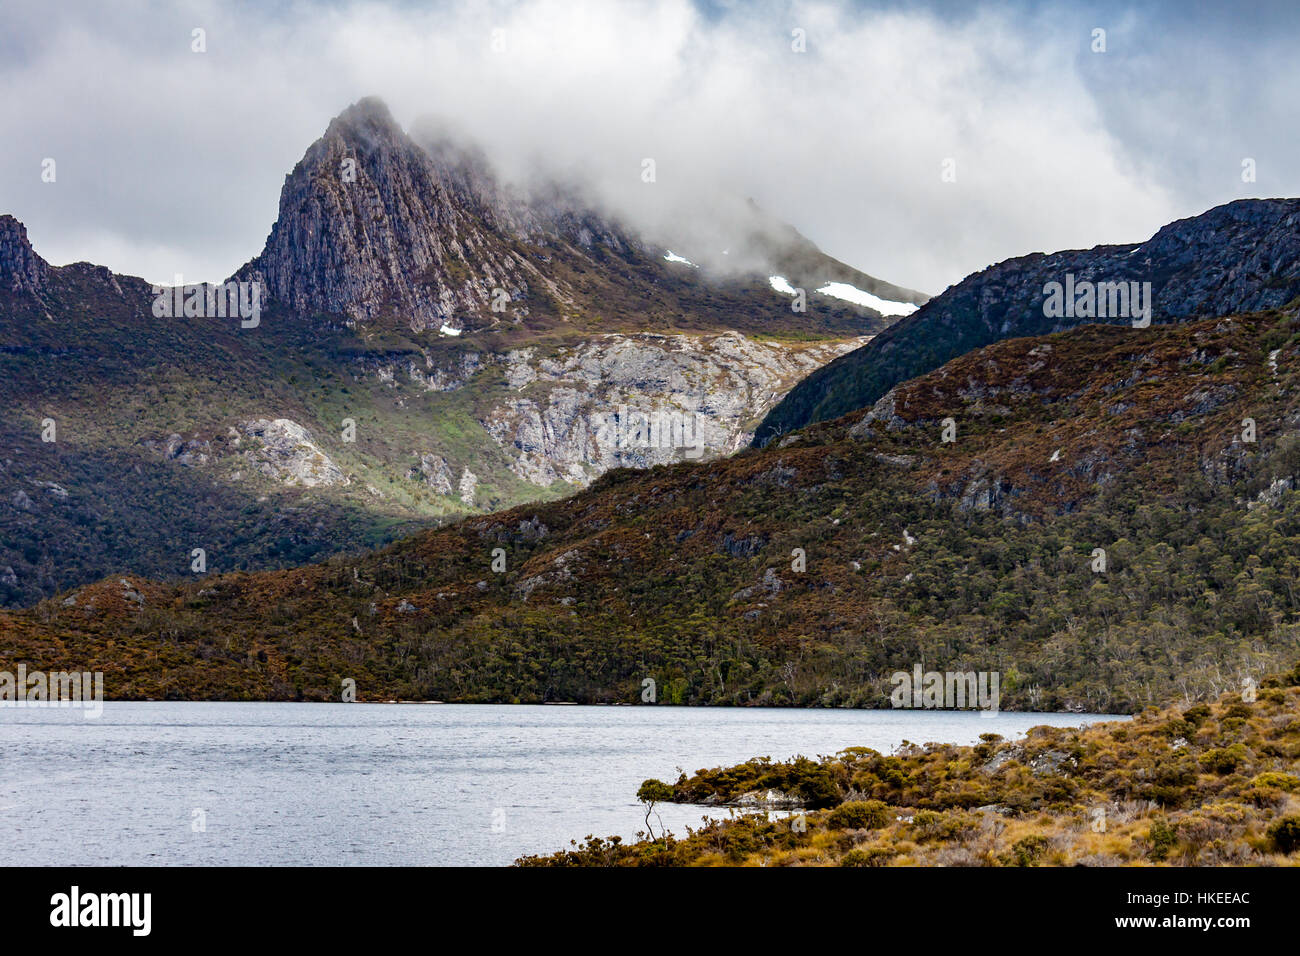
[769, 275, 798, 296]
[815, 282, 918, 317]
[439, 323, 462, 337]
[663, 250, 697, 267]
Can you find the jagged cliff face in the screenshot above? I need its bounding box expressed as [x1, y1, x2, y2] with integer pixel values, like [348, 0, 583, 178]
[0, 216, 49, 295]
[757, 198, 1300, 445]
[240, 99, 558, 332]
[334, 329, 869, 500]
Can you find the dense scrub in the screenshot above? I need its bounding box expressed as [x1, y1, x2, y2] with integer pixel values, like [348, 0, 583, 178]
[519, 666, 1300, 866]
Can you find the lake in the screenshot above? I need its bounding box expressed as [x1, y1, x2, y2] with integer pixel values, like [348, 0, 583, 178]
[0, 703, 1125, 866]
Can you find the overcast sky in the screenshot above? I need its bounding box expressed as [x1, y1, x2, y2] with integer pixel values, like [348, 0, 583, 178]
[2, 0, 1297, 294]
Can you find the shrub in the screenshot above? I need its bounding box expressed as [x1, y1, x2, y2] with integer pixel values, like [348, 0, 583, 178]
[1200, 744, 1249, 774]
[793, 768, 843, 809]
[636, 779, 674, 804]
[1251, 772, 1300, 792]
[1147, 819, 1179, 861]
[910, 810, 941, 837]
[917, 809, 983, 843]
[1009, 835, 1051, 867]
[840, 845, 895, 867]
[1219, 717, 1247, 736]
[1268, 815, 1300, 855]
[636, 778, 675, 838]
[1145, 754, 1198, 806]
[828, 800, 892, 830]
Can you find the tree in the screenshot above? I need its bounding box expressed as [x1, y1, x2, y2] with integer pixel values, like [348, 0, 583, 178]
[636, 779, 674, 840]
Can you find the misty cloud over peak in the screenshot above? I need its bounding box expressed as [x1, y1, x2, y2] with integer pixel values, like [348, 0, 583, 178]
[1, 0, 1295, 293]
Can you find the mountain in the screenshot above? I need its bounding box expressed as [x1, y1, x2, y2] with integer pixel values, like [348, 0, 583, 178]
[7, 300, 1300, 709]
[754, 198, 1300, 446]
[234, 98, 587, 334]
[0, 98, 925, 608]
[235, 97, 927, 337]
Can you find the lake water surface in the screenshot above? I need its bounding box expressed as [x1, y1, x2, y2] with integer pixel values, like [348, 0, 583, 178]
[0, 703, 1125, 866]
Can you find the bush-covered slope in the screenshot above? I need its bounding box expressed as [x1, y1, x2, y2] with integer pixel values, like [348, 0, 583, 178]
[755, 198, 1300, 446]
[6, 306, 1300, 708]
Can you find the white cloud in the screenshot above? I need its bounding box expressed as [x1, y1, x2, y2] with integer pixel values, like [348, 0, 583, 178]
[0, 0, 1292, 293]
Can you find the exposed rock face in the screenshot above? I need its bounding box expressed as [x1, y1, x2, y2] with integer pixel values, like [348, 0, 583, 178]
[238, 98, 624, 332]
[350, 329, 869, 496]
[363, 347, 485, 392]
[758, 198, 1300, 445]
[0, 216, 49, 294]
[457, 467, 478, 506]
[410, 453, 455, 494]
[409, 350, 483, 391]
[238, 419, 345, 487]
[482, 331, 868, 486]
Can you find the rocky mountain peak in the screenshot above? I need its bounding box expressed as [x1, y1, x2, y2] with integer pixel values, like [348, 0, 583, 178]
[0, 215, 49, 294]
[233, 97, 928, 338]
[241, 97, 549, 333]
[326, 95, 401, 136]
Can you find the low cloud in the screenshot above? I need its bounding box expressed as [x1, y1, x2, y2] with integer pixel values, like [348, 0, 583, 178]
[0, 0, 1294, 293]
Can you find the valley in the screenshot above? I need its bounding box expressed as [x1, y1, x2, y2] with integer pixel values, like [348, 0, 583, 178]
[0, 98, 922, 607]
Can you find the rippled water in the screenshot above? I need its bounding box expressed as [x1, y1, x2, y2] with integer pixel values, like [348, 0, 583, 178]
[0, 703, 1124, 866]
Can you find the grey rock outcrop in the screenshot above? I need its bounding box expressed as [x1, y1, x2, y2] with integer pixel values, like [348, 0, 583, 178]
[483, 331, 867, 486]
[238, 418, 346, 487]
[410, 453, 455, 494]
[457, 467, 478, 506]
[0, 216, 49, 295]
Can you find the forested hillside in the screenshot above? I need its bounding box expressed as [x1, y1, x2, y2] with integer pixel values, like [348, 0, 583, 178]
[5, 305, 1300, 710]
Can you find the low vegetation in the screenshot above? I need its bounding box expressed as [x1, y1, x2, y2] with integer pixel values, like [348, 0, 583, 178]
[518, 666, 1300, 865]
